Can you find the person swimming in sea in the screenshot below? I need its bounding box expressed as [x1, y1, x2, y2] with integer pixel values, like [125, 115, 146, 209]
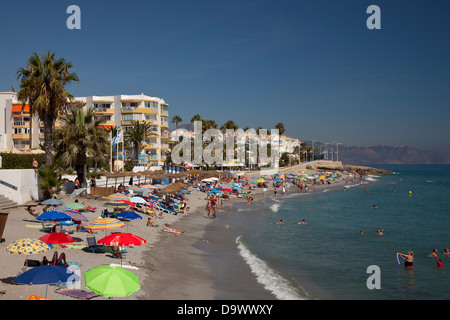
[399, 251, 414, 268]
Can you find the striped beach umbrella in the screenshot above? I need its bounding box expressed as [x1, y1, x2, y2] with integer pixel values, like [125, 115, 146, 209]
[64, 202, 86, 210]
[105, 193, 129, 201]
[6, 238, 51, 255]
[104, 201, 129, 208]
[52, 207, 88, 221]
[127, 186, 144, 193]
[85, 218, 125, 232]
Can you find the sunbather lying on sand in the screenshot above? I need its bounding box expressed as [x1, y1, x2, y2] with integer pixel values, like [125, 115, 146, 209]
[163, 223, 184, 235]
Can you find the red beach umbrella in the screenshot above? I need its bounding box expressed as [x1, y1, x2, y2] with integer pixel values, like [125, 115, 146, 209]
[97, 233, 147, 266]
[221, 188, 232, 193]
[39, 232, 76, 245]
[97, 233, 147, 247]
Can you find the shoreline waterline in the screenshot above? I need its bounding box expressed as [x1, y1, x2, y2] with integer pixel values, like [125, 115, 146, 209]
[140, 174, 361, 300]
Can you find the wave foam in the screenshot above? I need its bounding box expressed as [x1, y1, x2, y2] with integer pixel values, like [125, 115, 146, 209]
[235, 236, 307, 300]
[270, 203, 280, 212]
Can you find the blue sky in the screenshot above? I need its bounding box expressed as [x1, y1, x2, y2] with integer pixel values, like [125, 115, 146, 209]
[1, 0, 449, 151]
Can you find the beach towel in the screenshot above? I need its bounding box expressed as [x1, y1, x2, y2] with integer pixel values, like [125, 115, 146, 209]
[54, 288, 99, 300]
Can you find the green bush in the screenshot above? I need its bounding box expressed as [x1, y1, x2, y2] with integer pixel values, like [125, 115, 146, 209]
[0, 153, 46, 169]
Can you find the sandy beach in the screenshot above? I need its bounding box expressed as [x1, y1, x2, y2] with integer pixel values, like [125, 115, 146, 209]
[0, 163, 373, 300]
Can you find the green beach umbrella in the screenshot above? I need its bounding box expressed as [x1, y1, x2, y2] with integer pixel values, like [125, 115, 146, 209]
[85, 265, 140, 298]
[65, 202, 86, 210]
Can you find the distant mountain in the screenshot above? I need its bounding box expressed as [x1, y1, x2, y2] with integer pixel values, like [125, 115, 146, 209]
[335, 145, 450, 165]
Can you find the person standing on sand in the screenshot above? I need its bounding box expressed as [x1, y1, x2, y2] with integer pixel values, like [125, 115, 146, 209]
[205, 201, 211, 218]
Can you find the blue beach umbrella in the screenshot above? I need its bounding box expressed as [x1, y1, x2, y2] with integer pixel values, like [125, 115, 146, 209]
[13, 265, 80, 299]
[115, 211, 142, 220]
[35, 211, 72, 222]
[115, 211, 142, 232]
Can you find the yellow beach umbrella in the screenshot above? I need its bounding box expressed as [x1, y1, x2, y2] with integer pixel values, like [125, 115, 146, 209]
[6, 238, 52, 266]
[6, 238, 51, 255]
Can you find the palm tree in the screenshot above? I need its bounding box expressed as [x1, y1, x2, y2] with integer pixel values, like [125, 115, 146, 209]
[171, 115, 183, 128]
[125, 120, 151, 163]
[190, 114, 203, 122]
[17, 51, 80, 166]
[275, 122, 286, 135]
[36, 165, 64, 200]
[53, 107, 109, 187]
[202, 119, 218, 133]
[220, 120, 238, 131]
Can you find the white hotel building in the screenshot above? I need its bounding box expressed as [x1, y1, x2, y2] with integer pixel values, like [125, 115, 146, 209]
[0, 92, 170, 166]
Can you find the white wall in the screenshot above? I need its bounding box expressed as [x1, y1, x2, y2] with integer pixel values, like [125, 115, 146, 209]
[0, 169, 40, 204]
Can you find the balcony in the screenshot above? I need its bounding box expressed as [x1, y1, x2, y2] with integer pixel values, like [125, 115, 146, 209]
[13, 121, 30, 127]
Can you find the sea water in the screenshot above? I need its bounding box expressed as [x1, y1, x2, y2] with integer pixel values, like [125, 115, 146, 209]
[202, 164, 450, 300]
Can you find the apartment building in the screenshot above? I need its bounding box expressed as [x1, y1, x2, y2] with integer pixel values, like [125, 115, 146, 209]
[0, 92, 170, 166]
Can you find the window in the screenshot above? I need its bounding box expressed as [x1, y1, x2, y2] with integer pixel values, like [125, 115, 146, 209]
[122, 113, 144, 121]
[14, 128, 30, 134]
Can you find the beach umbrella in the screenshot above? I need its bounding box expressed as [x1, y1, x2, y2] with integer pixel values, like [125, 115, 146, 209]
[98, 233, 146, 247]
[6, 238, 52, 267]
[6, 238, 51, 256]
[39, 232, 76, 245]
[104, 201, 130, 208]
[85, 218, 125, 232]
[35, 211, 72, 222]
[115, 211, 142, 220]
[210, 190, 221, 194]
[85, 265, 140, 298]
[105, 193, 130, 201]
[61, 211, 88, 222]
[14, 265, 80, 300]
[40, 198, 64, 206]
[221, 188, 232, 193]
[127, 186, 144, 193]
[142, 185, 157, 189]
[118, 200, 136, 207]
[64, 202, 86, 210]
[115, 211, 143, 232]
[129, 196, 148, 204]
[52, 207, 88, 222]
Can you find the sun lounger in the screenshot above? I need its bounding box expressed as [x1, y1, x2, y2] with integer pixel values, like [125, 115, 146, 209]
[85, 235, 105, 253]
[41, 221, 52, 232]
[155, 203, 178, 215]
